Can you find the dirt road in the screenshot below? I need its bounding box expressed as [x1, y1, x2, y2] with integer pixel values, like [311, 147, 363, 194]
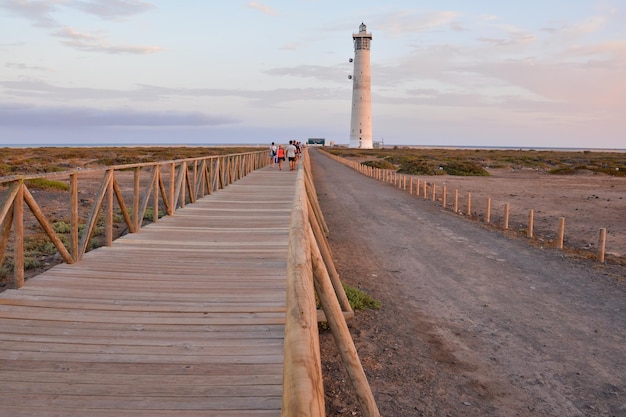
[309, 149, 626, 417]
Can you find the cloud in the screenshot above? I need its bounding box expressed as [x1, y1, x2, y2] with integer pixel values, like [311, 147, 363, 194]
[5, 62, 51, 71]
[52, 27, 165, 54]
[245, 2, 279, 16]
[1, 0, 155, 26]
[1, 0, 59, 28]
[477, 32, 536, 47]
[0, 102, 239, 127]
[0, 80, 348, 107]
[66, 0, 155, 20]
[375, 10, 461, 34]
[567, 41, 626, 60]
[542, 16, 607, 38]
[1, 0, 162, 54]
[264, 64, 347, 83]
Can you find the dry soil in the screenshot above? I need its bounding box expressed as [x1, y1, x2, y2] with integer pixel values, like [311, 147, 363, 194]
[310, 149, 625, 417]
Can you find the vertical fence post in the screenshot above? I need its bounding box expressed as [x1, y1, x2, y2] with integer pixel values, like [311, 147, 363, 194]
[557, 217, 565, 249]
[409, 178, 413, 195]
[486, 197, 491, 224]
[467, 192, 471, 216]
[454, 189, 459, 214]
[105, 170, 113, 247]
[423, 181, 427, 199]
[169, 162, 175, 214]
[416, 179, 420, 196]
[70, 173, 79, 262]
[598, 228, 606, 263]
[134, 167, 141, 231]
[528, 209, 534, 238]
[154, 165, 160, 223]
[504, 203, 510, 230]
[13, 181, 24, 288]
[432, 183, 436, 202]
[442, 185, 447, 209]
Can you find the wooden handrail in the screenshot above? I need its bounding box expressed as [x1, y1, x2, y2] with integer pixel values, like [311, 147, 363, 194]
[282, 150, 380, 417]
[0, 150, 268, 288]
[282, 164, 325, 416]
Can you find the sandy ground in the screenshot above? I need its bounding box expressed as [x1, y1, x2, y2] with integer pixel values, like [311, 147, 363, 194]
[310, 149, 625, 416]
[430, 168, 626, 259]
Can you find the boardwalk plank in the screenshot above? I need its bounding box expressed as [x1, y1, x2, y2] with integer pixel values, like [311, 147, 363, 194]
[0, 167, 295, 416]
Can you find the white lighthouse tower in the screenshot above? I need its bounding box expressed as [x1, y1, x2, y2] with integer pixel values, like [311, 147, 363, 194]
[349, 22, 373, 149]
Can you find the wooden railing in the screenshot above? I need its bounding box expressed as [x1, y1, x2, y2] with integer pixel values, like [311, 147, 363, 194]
[282, 151, 380, 417]
[0, 150, 268, 288]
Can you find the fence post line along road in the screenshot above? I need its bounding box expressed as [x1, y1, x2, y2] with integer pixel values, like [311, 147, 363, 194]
[319, 149, 616, 264]
[0, 149, 380, 417]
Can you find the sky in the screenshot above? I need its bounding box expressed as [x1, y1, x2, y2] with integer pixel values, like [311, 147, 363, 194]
[0, 1, 625, 149]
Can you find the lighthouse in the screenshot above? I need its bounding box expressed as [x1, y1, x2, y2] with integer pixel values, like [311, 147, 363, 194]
[349, 22, 373, 149]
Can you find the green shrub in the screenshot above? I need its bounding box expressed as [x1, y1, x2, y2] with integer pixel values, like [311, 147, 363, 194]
[24, 234, 57, 255]
[443, 161, 489, 176]
[24, 256, 42, 270]
[398, 160, 442, 176]
[343, 283, 381, 310]
[362, 160, 396, 170]
[25, 178, 69, 191]
[143, 207, 165, 220]
[52, 221, 71, 234]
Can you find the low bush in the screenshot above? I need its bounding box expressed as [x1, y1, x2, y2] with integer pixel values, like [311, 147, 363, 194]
[343, 283, 381, 310]
[25, 178, 69, 191]
[362, 160, 396, 170]
[443, 161, 489, 176]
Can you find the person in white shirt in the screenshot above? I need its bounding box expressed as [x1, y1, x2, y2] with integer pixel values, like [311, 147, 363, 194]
[269, 142, 277, 166]
[286, 140, 297, 171]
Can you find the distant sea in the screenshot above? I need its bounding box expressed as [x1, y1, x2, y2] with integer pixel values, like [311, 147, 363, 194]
[1, 143, 263, 148]
[1, 143, 625, 152]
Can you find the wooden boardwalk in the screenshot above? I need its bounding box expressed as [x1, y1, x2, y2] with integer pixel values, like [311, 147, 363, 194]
[0, 166, 297, 417]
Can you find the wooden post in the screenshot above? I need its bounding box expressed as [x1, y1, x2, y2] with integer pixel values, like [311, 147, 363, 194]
[454, 189, 459, 213]
[557, 217, 565, 249]
[169, 162, 175, 214]
[528, 209, 534, 238]
[598, 228, 606, 263]
[409, 178, 413, 195]
[486, 197, 491, 224]
[70, 173, 79, 262]
[134, 167, 140, 231]
[23, 188, 74, 264]
[180, 162, 187, 209]
[309, 226, 381, 417]
[105, 170, 114, 246]
[307, 199, 352, 313]
[13, 182, 24, 288]
[504, 203, 510, 230]
[0, 205, 14, 269]
[467, 192, 471, 216]
[416, 179, 420, 196]
[423, 181, 427, 199]
[442, 185, 447, 208]
[305, 170, 330, 236]
[432, 183, 436, 202]
[153, 165, 160, 223]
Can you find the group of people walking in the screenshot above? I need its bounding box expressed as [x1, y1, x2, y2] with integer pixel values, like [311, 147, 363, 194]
[269, 140, 303, 171]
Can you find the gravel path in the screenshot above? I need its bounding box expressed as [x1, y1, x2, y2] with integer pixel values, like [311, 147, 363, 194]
[310, 149, 626, 417]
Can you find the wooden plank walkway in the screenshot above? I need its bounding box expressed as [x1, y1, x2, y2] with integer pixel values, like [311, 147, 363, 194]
[0, 167, 297, 417]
